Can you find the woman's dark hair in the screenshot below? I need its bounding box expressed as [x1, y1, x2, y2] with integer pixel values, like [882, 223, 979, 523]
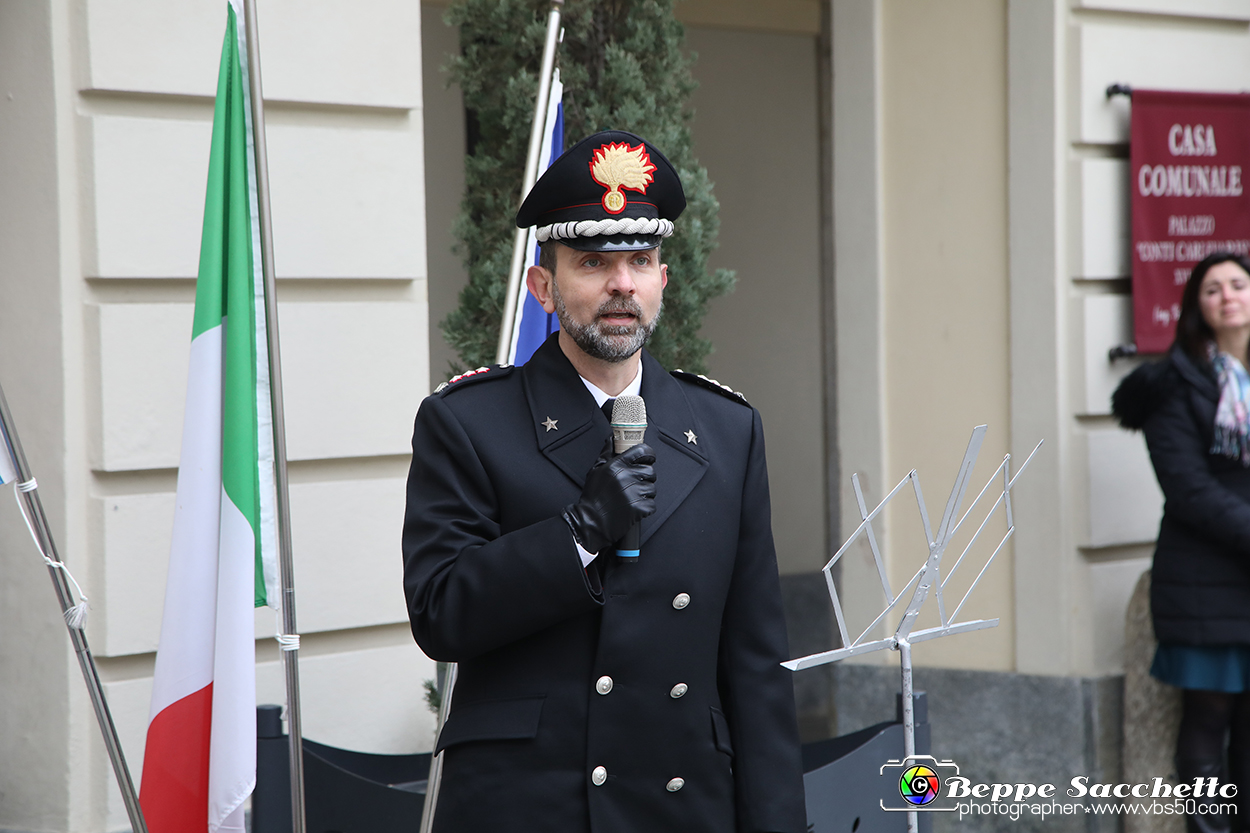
[1173, 251, 1250, 363]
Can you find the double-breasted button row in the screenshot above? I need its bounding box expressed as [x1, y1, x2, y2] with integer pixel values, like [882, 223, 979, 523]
[596, 675, 686, 698]
[591, 766, 684, 793]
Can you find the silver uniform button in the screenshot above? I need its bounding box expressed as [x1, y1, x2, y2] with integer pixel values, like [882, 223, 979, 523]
[670, 683, 688, 699]
[672, 593, 691, 609]
[596, 675, 614, 695]
[592, 766, 608, 786]
[666, 777, 685, 792]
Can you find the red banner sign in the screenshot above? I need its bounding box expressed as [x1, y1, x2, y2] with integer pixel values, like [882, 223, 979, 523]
[1131, 89, 1250, 353]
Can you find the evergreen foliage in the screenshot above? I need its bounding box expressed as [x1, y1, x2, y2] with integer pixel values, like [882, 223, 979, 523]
[441, 0, 734, 375]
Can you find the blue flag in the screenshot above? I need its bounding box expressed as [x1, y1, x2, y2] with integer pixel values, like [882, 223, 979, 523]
[508, 70, 564, 366]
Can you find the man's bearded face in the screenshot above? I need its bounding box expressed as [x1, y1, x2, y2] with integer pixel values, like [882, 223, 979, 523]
[548, 248, 665, 363]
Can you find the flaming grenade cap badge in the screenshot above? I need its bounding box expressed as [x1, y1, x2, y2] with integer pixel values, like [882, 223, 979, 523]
[589, 142, 656, 214]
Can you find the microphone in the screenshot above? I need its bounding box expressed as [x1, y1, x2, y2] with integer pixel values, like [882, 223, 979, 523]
[610, 395, 647, 558]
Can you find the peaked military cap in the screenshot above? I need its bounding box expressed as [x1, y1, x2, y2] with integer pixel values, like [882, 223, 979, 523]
[516, 129, 686, 252]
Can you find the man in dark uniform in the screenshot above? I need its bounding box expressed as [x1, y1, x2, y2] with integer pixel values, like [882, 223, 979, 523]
[403, 130, 806, 832]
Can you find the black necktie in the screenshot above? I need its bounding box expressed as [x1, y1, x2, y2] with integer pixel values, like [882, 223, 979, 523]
[602, 398, 615, 423]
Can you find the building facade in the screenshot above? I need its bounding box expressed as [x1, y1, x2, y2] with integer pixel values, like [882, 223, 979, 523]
[3, 0, 1249, 830]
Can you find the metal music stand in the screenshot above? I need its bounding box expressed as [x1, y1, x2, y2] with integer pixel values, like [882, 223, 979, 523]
[784, 425, 1043, 833]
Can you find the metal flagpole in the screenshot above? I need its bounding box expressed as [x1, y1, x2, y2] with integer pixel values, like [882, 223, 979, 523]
[418, 661, 456, 833]
[0, 382, 149, 833]
[495, 0, 565, 365]
[240, 2, 307, 831]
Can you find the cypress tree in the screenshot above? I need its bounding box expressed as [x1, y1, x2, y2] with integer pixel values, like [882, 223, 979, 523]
[440, 0, 734, 375]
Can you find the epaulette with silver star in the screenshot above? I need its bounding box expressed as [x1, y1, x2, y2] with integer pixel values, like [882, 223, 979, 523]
[434, 364, 514, 395]
[671, 369, 750, 406]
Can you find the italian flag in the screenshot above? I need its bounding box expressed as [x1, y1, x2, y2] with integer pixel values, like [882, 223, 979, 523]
[139, 3, 281, 831]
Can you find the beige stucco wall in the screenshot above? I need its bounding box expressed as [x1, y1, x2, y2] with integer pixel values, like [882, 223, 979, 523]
[833, 0, 1147, 679]
[1004, 0, 1250, 682]
[832, 0, 1250, 681]
[879, 0, 1014, 670]
[0, 2, 438, 830]
[689, 25, 828, 577]
[0, 5, 74, 828]
[832, 0, 1017, 674]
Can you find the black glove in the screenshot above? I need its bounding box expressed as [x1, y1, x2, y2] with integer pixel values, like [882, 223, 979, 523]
[562, 443, 657, 555]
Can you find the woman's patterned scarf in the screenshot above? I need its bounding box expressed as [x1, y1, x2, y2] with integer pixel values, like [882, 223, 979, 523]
[1210, 345, 1250, 466]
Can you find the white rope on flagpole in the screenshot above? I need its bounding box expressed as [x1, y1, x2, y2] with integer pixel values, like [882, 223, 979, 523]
[0, 380, 149, 833]
[13, 479, 89, 629]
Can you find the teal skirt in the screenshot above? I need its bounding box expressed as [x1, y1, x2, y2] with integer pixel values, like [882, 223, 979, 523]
[1151, 643, 1250, 693]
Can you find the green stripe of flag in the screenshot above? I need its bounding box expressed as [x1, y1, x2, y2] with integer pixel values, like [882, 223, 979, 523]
[194, 4, 271, 608]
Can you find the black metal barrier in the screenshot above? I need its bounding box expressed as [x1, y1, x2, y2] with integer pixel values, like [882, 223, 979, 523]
[253, 704, 429, 833]
[254, 692, 929, 833]
[803, 693, 932, 833]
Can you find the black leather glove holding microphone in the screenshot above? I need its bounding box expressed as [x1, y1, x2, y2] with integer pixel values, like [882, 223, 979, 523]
[562, 443, 657, 555]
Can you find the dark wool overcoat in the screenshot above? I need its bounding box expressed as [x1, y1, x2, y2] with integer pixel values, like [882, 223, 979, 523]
[1112, 346, 1250, 645]
[402, 334, 806, 833]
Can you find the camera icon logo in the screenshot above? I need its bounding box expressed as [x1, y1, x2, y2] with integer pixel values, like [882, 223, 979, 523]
[899, 764, 941, 806]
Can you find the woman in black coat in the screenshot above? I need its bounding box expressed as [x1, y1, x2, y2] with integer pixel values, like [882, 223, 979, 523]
[1113, 252, 1250, 833]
